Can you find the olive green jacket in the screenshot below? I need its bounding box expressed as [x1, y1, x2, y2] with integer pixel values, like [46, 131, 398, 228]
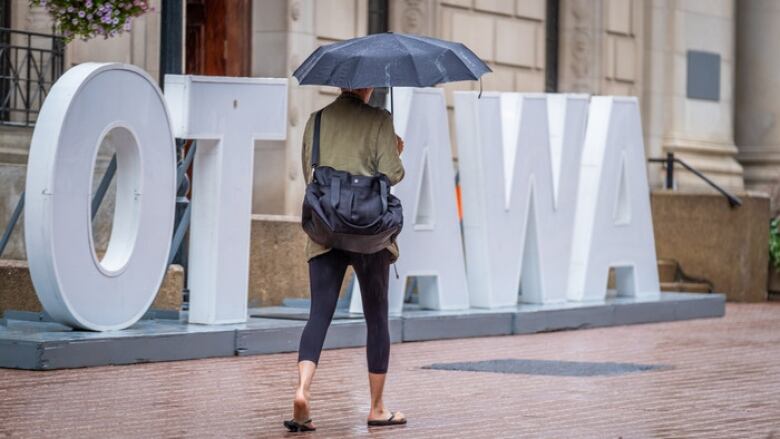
[301, 93, 405, 262]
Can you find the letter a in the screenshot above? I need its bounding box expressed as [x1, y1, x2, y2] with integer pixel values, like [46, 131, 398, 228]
[350, 88, 469, 314]
[454, 92, 588, 307]
[567, 97, 660, 301]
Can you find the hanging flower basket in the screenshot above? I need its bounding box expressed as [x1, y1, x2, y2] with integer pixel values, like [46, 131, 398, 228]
[30, 0, 152, 42]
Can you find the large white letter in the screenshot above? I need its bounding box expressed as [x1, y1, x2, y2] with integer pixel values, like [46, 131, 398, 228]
[567, 97, 660, 301]
[25, 63, 176, 331]
[454, 92, 588, 307]
[349, 88, 469, 314]
[164, 76, 287, 324]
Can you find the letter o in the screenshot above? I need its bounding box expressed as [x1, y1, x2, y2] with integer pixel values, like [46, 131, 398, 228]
[25, 63, 176, 331]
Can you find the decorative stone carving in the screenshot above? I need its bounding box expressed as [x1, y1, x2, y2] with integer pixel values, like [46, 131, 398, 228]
[391, 0, 435, 36]
[402, 4, 425, 34]
[558, 0, 602, 94]
[291, 2, 301, 21]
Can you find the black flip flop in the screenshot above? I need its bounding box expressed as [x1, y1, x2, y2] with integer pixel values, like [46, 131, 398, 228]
[367, 412, 407, 427]
[283, 419, 316, 432]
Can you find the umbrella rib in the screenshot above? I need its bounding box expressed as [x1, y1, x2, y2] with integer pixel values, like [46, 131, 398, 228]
[349, 42, 373, 88]
[297, 36, 380, 85]
[403, 34, 490, 76]
[396, 37, 426, 87]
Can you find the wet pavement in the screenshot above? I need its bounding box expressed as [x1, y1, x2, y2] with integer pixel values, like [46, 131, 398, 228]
[1, 303, 778, 438]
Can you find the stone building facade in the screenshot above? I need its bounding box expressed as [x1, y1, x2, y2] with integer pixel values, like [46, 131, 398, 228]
[0, 0, 777, 249]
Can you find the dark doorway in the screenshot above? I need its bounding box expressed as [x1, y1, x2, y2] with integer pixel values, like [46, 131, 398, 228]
[544, 0, 559, 92]
[367, 0, 389, 109]
[368, 0, 389, 34]
[185, 0, 251, 76]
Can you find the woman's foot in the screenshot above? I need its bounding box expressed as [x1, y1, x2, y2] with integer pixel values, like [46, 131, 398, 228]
[367, 407, 406, 426]
[291, 388, 315, 430]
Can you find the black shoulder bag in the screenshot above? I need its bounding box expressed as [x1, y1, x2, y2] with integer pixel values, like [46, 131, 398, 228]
[301, 110, 403, 254]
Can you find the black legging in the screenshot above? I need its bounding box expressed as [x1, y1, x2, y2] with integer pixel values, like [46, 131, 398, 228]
[298, 248, 391, 374]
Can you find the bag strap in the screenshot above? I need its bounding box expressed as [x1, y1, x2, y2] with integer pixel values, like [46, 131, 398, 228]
[380, 179, 388, 213]
[311, 110, 323, 169]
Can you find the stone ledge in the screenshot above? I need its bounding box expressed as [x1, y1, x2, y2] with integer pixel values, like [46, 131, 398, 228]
[651, 191, 769, 302]
[0, 259, 183, 313]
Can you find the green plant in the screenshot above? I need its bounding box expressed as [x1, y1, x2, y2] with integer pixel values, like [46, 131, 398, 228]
[30, 0, 152, 42]
[770, 217, 780, 268]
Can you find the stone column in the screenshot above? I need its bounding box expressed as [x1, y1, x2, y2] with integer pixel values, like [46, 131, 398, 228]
[557, 0, 605, 94]
[642, 0, 743, 191]
[736, 0, 780, 201]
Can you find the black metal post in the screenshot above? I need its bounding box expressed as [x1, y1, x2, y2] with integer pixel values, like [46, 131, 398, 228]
[545, 0, 560, 92]
[25, 32, 30, 125]
[159, 1, 186, 310]
[665, 152, 675, 189]
[91, 154, 117, 220]
[158, 0, 183, 88]
[0, 193, 23, 257]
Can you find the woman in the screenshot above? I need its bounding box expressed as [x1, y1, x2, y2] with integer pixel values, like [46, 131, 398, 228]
[285, 87, 406, 432]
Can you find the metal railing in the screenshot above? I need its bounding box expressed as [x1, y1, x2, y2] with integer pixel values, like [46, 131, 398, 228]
[0, 27, 65, 126]
[649, 152, 742, 208]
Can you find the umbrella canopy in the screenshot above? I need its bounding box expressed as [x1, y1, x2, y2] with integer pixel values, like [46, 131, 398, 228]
[293, 32, 491, 89]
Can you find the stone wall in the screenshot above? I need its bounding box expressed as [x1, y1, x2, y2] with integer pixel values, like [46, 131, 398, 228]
[437, 0, 547, 96]
[651, 191, 770, 302]
[248, 214, 352, 307]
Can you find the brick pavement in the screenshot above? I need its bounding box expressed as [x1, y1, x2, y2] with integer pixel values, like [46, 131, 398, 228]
[1, 303, 779, 438]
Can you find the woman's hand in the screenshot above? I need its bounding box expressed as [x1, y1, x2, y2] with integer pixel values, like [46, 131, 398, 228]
[396, 135, 404, 155]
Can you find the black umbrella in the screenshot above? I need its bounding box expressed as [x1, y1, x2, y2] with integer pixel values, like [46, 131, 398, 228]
[293, 32, 491, 91]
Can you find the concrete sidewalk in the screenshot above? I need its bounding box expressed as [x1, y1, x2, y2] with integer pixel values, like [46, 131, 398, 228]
[0, 303, 778, 438]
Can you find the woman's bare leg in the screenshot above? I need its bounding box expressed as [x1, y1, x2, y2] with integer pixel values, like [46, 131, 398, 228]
[367, 372, 405, 422]
[293, 360, 317, 427]
[291, 251, 349, 428]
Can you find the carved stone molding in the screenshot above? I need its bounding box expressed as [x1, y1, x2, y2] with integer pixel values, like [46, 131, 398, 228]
[390, 0, 435, 36]
[558, 0, 603, 94]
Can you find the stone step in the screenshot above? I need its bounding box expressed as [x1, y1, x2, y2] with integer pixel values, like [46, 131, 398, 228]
[657, 259, 679, 283]
[660, 281, 712, 294]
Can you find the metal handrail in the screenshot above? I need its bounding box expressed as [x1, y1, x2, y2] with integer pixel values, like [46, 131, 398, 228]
[649, 152, 742, 208]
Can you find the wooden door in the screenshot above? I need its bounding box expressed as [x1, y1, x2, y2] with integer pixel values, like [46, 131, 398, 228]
[185, 0, 251, 76]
